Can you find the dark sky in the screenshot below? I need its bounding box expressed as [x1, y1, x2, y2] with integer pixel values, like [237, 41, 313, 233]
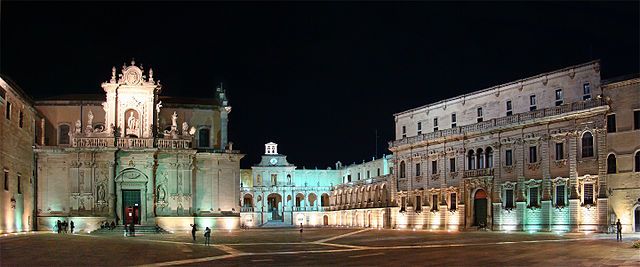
[1, 2, 639, 168]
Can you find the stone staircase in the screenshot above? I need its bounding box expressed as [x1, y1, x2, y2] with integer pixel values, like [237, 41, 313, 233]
[260, 221, 293, 228]
[91, 225, 170, 234]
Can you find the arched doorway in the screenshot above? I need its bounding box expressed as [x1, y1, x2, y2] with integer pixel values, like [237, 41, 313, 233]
[635, 206, 640, 232]
[473, 189, 488, 227]
[267, 193, 283, 221]
[323, 215, 329, 226]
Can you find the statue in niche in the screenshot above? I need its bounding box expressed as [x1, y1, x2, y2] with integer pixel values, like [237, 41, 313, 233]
[177, 173, 183, 193]
[157, 185, 166, 202]
[74, 120, 82, 135]
[97, 184, 106, 202]
[87, 110, 94, 126]
[127, 111, 138, 134]
[79, 198, 85, 211]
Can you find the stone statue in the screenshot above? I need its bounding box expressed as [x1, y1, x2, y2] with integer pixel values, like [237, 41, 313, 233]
[157, 185, 166, 202]
[156, 101, 162, 113]
[127, 111, 137, 131]
[182, 122, 189, 135]
[171, 111, 178, 127]
[97, 184, 105, 202]
[74, 120, 82, 135]
[87, 110, 94, 126]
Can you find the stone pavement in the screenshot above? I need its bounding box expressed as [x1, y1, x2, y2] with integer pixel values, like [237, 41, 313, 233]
[1, 228, 638, 266]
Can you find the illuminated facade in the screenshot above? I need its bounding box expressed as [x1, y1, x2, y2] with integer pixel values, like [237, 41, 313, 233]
[386, 61, 639, 232]
[2, 61, 243, 233]
[240, 142, 392, 227]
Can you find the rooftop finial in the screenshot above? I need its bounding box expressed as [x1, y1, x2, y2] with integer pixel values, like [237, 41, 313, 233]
[149, 68, 154, 82]
[131, 58, 136, 66]
[111, 66, 116, 82]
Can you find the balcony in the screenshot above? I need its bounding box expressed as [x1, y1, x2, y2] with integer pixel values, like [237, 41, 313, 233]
[390, 98, 607, 148]
[240, 207, 254, 212]
[463, 168, 495, 178]
[157, 139, 191, 149]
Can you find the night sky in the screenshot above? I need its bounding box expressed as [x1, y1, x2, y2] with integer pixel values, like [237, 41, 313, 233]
[1, 2, 638, 169]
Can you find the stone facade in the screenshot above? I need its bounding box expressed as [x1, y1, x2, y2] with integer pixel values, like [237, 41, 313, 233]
[0, 76, 41, 234]
[29, 61, 243, 233]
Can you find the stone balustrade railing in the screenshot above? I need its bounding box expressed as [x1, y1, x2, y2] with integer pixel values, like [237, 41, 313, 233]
[390, 98, 607, 148]
[463, 168, 495, 178]
[71, 137, 195, 150]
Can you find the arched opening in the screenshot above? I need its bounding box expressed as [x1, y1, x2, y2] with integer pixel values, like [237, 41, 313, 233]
[124, 109, 140, 137]
[321, 193, 330, 207]
[477, 148, 484, 169]
[607, 154, 617, 174]
[581, 132, 594, 158]
[267, 193, 283, 221]
[473, 189, 488, 227]
[295, 193, 305, 208]
[323, 215, 329, 226]
[635, 206, 640, 232]
[468, 150, 476, 170]
[198, 128, 210, 148]
[243, 194, 253, 208]
[58, 124, 70, 145]
[486, 147, 494, 168]
[308, 193, 317, 207]
[399, 161, 406, 178]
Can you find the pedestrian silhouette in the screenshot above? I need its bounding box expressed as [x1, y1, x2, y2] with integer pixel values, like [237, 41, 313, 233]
[616, 219, 622, 241]
[190, 224, 197, 241]
[204, 227, 211, 246]
[70, 221, 75, 234]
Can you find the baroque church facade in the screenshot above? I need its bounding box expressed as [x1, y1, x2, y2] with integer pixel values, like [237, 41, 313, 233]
[1, 60, 638, 234]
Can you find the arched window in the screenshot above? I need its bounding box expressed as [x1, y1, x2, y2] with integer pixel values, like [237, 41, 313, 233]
[467, 150, 475, 170]
[581, 132, 594, 158]
[198, 128, 210, 148]
[399, 161, 406, 178]
[607, 154, 617, 174]
[58, 124, 70, 145]
[635, 151, 640, 172]
[486, 147, 494, 168]
[477, 148, 484, 169]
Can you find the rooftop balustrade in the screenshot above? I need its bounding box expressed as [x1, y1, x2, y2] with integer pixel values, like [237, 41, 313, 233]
[70, 136, 199, 150]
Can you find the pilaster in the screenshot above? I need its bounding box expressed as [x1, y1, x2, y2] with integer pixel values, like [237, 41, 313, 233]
[568, 132, 579, 199]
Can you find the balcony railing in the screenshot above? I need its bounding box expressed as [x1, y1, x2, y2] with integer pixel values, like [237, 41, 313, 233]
[71, 136, 195, 150]
[240, 207, 254, 212]
[390, 98, 607, 148]
[463, 168, 495, 178]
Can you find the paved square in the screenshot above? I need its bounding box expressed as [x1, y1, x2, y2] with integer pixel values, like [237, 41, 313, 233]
[1, 228, 639, 266]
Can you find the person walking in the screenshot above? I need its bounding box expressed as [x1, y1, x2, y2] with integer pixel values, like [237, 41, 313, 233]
[70, 221, 75, 234]
[204, 227, 211, 246]
[616, 219, 622, 241]
[129, 223, 135, 237]
[124, 222, 128, 237]
[299, 223, 304, 235]
[56, 220, 62, 234]
[190, 224, 197, 242]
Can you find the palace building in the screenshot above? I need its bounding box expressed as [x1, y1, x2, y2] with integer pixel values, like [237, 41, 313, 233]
[1, 59, 638, 234]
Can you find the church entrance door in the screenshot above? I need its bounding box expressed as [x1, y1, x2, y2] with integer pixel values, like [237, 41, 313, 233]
[122, 190, 141, 225]
[473, 189, 487, 227]
[267, 193, 283, 221]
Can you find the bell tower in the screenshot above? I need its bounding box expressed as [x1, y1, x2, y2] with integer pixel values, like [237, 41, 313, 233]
[101, 59, 162, 138]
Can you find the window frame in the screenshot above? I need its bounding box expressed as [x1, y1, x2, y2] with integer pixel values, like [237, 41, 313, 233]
[451, 113, 457, 128]
[607, 154, 617, 174]
[555, 89, 564, 106]
[417, 122, 422, 135]
[582, 183, 594, 205]
[401, 126, 406, 138]
[399, 161, 406, 178]
[450, 158, 456, 172]
[477, 107, 483, 122]
[555, 184, 566, 207]
[607, 114, 616, 133]
[58, 123, 71, 145]
[581, 132, 594, 158]
[529, 95, 537, 111]
[582, 82, 591, 100]
[528, 186, 539, 208]
[450, 192, 457, 210]
[431, 160, 437, 174]
[415, 163, 421, 177]
[506, 100, 513, 116]
[555, 142, 564, 161]
[529, 146, 537, 163]
[504, 187, 514, 209]
[5, 101, 11, 120]
[505, 149, 513, 166]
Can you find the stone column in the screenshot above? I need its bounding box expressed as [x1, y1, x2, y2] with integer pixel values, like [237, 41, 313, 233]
[595, 128, 608, 230]
[515, 138, 526, 202]
[540, 135, 552, 231]
[568, 132, 578, 199]
[439, 154, 447, 205]
[492, 142, 502, 202]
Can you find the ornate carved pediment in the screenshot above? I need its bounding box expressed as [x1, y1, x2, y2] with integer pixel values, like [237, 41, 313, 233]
[527, 162, 541, 171]
[116, 168, 148, 182]
[502, 181, 516, 190]
[524, 179, 541, 186]
[551, 177, 569, 186]
[500, 137, 517, 146]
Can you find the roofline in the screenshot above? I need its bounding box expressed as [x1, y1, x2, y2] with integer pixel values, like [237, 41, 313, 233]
[393, 60, 600, 117]
[0, 74, 36, 106]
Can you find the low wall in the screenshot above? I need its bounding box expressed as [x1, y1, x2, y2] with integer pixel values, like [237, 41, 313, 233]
[37, 216, 108, 233]
[155, 216, 240, 231]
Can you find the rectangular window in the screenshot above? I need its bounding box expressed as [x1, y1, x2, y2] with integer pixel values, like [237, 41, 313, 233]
[415, 196, 421, 210]
[450, 158, 456, 172]
[3, 170, 8, 191]
[401, 196, 406, 209]
[450, 193, 457, 210]
[529, 95, 537, 111]
[19, 111, 24, 128]
[367, 170, 370, 179]
[377, 168, 380, 177]
[529, 146, 537, 163]
[477, 107, 483, 122]
[555, 143, 564, 160]
[433, 118, 438, 132]
[555, 89, 564, 106]
[431, 160, 437, 174]
[506, 100, 513, 116]
[583, 82, 591, 100]
[451, 113, 457, 128]
[583, 184, 594, 205]
[417, 122, 422, 135]
[402, 126, 406, 138]
[432, 194, 438, 211]
[505, 189, 514, 208]
[357, 173, 361, 180]
[347, 174, 352, 182]
[529, 187, 538, 207]
[556, 185, 565, 206]
[17, 174, 21, 194]
[635, 110, 640, 130]
[505, 149, 513, 166]
[415, 163, 421, 176]
[5, 101, 11, 120]
[607, 114, 616, 133]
